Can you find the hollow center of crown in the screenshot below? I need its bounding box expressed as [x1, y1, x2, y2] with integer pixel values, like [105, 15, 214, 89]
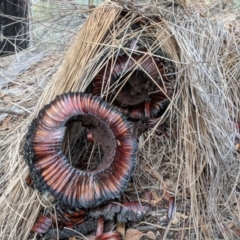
[62, 114, 116, 172]
[114, 70, 155, 106]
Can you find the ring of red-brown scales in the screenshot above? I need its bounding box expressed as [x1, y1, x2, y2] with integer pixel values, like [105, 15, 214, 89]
[24, 92, 137, 208]
[90, 49, 175, 120]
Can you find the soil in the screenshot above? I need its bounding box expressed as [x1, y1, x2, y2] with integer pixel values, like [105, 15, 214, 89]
[64, 114, 117, 172]
[115, 70, 156, 106]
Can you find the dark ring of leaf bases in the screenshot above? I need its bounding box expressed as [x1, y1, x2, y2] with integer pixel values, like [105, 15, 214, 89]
[24, 92, 137, 208]
[91, 50, 175, 120]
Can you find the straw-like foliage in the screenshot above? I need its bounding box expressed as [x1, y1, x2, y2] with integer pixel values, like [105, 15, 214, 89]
[0, 0, 240, 239]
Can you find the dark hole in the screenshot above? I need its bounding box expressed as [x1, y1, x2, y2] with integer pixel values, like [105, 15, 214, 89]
[61, 114, 116, 172]
[114, 70, 156, 106]
[61, 121, 102, 171]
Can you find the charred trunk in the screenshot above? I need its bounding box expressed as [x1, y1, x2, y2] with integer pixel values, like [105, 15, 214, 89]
[0, 0, 29, 56]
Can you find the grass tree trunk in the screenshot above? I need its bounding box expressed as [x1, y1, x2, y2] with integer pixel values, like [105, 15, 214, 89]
[0, 0, 29, 56]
